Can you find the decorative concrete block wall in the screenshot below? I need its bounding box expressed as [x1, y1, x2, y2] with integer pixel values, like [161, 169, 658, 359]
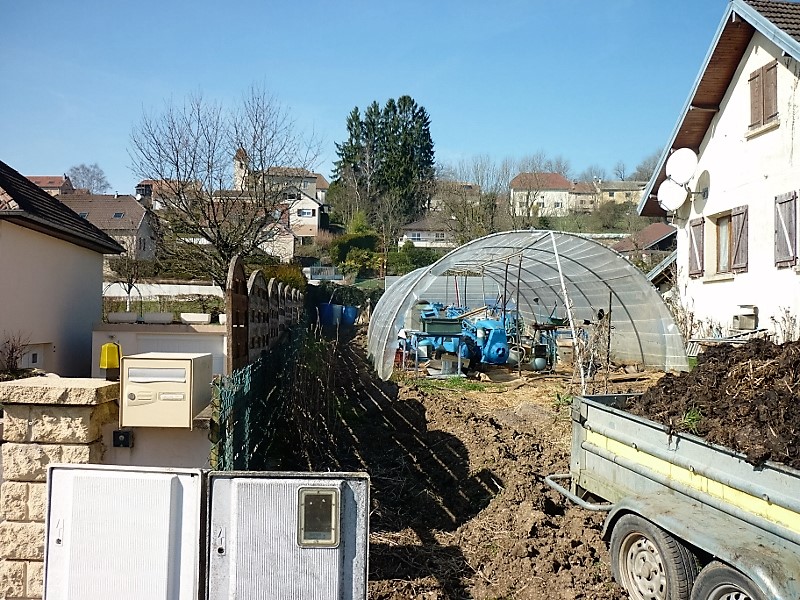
[0, 378, 119, 600]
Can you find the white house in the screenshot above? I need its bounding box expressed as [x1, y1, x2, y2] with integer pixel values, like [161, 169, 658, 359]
[638, 0, 800, 341]
[398, 215, 455, 249]
[284, 186, 328, 244]
[0, 159, 124, 375]
[509, 172, 572, 217]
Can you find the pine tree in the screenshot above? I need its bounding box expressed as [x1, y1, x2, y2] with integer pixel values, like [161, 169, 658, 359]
[332, 96, 435, 237]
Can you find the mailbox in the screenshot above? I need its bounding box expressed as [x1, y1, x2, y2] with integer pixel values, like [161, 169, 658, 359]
[120, 352, 212, 429]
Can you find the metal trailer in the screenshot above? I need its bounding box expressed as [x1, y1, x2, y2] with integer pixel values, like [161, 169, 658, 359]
[546, 394, 800, 600]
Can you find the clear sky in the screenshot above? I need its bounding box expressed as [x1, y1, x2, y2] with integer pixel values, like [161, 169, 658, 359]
[0, 1, 728, 194]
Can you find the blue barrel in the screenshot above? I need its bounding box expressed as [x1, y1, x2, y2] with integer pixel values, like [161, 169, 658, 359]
[318, 303, 336, 327]
[342, 305, 360, 327]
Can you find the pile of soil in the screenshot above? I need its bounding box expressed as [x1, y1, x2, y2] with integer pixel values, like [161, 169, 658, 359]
[280, 328, 636, 599]
[628, 339, 800, 469]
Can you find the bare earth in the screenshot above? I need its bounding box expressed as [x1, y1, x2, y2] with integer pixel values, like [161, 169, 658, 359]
[293, 328, 664, 599]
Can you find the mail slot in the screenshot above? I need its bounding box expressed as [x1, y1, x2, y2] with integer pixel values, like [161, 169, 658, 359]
[120, 352, 212, 429]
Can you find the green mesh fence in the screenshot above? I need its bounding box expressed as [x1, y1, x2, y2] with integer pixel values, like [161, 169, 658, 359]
[210, 324, 306, 470]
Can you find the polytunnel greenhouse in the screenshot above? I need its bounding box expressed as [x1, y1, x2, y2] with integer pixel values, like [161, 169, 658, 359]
[366, 230, 688, 381]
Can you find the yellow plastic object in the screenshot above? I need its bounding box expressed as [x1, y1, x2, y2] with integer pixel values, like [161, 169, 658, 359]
[99, 342, 121, 370]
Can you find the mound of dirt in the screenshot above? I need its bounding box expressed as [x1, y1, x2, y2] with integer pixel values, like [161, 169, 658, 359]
[281, 328, 629, 599]
[628, 339, 800, 469]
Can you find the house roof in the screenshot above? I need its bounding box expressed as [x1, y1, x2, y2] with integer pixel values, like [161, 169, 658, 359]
[58, 194, 148, 232]
[0, 160, 123, 254]
[510, 172, 574, 190]
[598, 180, 646, 192]
[26, 175, 71, 190]
[638, 0, 800, 217]
[647, 250, 678, 286]
[265, 166, 316, 179]
[612, 223, 677, 253]
[571, 181, 596, 194]
[315, 173, 329, 190]
[401, 214, 450, 232]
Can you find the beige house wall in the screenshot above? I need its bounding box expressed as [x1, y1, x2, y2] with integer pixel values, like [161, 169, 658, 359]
[0, 222, 104, 376]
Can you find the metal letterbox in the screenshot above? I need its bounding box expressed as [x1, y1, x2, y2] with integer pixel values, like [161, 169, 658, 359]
[120, 352, 212, 429]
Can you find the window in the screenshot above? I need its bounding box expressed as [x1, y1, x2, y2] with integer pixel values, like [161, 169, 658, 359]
[717, 214, 731, 272]
[78, 212, 89, 218]
[410, 232, 421, 241]
[113, 212, 124, 219]
[297, 208, 315, 218]
[749, 60, 778, 130]
[625, 192, 632, 199]
[715, 206, 748, 274]
[554, 202, 562, 208]
[775, 191, 797, 267]
[608, 192, 615, 198]
[434, 232, 446, 240]
[689, 218, 705, 277]
[297, 488, 339, 548]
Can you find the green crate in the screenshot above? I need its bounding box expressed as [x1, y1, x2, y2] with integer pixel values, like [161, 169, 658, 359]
[422, 318, 463, 335]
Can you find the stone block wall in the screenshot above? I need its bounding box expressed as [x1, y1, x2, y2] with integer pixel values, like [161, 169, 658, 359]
[0, 378, 119, 600]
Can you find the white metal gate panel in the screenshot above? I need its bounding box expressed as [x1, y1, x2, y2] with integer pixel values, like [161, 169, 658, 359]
[44, 465, 203, 600]
[208, 473, 369, 600]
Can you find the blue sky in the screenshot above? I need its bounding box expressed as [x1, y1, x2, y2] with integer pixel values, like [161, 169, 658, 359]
[0, 1, 727, 194]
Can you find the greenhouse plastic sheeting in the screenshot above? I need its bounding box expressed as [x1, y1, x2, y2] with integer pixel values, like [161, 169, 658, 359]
[367, 230, 688, 380]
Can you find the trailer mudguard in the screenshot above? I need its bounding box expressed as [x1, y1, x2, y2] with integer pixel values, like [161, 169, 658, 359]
[604, 493, 800, 600]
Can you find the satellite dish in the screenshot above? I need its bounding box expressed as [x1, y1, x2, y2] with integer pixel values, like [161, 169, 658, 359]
[657, 179, 688, 212]
[666, 148, 698, 186]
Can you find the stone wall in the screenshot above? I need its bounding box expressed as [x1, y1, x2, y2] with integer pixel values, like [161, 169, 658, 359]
[0, 378, 119, 600]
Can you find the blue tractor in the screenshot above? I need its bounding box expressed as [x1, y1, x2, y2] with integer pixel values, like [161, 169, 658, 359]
[410, 302, 510, 367]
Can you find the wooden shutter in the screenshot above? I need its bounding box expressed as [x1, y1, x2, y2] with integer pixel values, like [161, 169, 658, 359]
[764, 60, 779, 123]
[689, 218, 705, 277]
[775, 191, 797, 267]
[750, 67, 764, 129]
[731, 206, 749, 273]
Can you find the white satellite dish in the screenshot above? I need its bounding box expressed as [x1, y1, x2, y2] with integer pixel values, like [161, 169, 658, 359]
[657, 179, 688, 212]
[665, 148, 698, 186]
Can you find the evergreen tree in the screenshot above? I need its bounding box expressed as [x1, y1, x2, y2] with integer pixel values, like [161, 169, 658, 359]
[333, 95, 435, 239]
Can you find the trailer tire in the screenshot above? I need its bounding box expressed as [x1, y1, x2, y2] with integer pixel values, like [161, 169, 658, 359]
[610, 514, 699, 600]
[689, 561, 766, 600]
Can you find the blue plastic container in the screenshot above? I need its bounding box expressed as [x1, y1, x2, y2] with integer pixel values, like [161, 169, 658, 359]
[342, 305, 360, 327]
[318, 303, 335, 327]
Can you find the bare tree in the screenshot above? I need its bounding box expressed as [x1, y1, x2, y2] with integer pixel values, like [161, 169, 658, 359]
[632, 151, 661, 181]
[129, 86, 319, 288]
[614, 160, 627, 180]
[67, 163, 111, 193]
[577, 164, 607, 183]
[0, 331, 31, 372]
[436, 155, 513, 243]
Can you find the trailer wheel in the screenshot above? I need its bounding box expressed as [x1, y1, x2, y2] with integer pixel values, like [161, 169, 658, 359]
[610, 514, 699, 600]
[689, 561, 766, 600]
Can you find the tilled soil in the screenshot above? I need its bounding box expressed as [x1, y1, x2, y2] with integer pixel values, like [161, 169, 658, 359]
[628, 339, 800, 469]
[283, 328, 647, 599]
